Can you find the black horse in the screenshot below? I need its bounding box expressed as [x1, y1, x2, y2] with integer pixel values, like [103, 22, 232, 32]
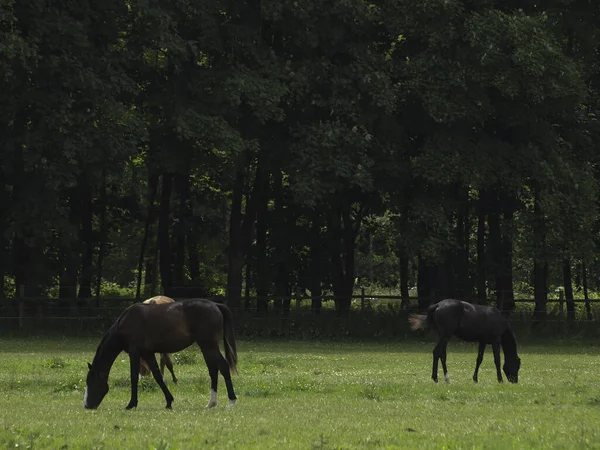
[84, 298, 238, 410]
[409, 299, 521, 384]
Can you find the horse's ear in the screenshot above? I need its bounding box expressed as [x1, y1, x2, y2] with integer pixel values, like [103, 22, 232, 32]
[87, 362, 92, 370]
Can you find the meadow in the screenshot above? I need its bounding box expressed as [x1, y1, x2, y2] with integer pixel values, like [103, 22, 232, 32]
[0, 336, 599, 449]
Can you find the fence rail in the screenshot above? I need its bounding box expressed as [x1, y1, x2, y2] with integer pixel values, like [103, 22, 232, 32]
[1, 291, 598, 327]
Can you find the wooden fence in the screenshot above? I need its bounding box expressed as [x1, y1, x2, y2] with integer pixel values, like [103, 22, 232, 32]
[1, 288, 598, 332]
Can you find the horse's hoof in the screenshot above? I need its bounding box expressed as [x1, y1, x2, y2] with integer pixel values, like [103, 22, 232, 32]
[432, 378, 438, 383]
[473, 378, 478, 384]
[166, 405, 173, 410]
[444, 374, 450, 383]
[173, 378, 178, 384]
[205, 402, 217, 409]
[125, 404, 137, 410]
[227, 399, 237, 408]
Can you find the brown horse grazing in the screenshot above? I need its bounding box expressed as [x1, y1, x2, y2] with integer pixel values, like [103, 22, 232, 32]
[409, 299, 521, 384]
[139, 296, 178, 383]
[84, 298, 238, 410]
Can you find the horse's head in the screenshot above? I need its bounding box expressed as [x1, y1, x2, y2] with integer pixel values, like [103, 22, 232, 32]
[503, 357, 521, 383]
[84, 362, 109, 409]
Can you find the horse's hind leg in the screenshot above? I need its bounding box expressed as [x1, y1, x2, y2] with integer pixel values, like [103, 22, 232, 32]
[217, 349, 237, 407]
[473, 342, 486, 383]
[432, 337, 450, 383]
[199, 342, 237, 408]
[199, 342, 221, 408]
[143, 353, 175, 409]
[439, 339, 450, 383]
[432, 342, 440, 383]
[492, 342, 503, 383]
[160, 353, 178, 384]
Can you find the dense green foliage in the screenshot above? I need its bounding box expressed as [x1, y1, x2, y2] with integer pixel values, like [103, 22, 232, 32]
[1, 0, 600, 317]
[1, 337, 600, 448]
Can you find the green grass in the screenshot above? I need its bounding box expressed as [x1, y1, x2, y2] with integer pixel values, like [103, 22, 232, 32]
[1, 337, 600, 449]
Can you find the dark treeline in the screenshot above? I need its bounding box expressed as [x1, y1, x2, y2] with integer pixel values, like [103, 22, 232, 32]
[1, 0, 599, 319]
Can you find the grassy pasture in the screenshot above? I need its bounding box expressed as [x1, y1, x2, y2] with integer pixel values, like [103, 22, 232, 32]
[0, 337, 599, 449]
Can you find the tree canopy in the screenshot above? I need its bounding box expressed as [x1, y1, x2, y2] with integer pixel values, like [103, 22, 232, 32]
[1, 0, 599, 319]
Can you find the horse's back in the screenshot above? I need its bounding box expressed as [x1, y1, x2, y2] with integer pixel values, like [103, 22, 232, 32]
[118, 301, 193, 352]
[143, 295, 174, 305]
[433, 299, 507, 342]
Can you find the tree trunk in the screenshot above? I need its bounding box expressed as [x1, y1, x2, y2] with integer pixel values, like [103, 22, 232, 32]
[272, 170, 292, 317]
[532, 186, 547, 321]
[328, 197, 362, 317]
[582, 259, 592, 321]
[136, 173, 159, 299]
[476, 191, 487, 303]
[227, 161, 260, 313]
[328, 208, 350, 316]
[185, 216, 206, 299]
[455, 192, 470, 298]
[59, 190, 81, 304]
[95, 172, 108, 302]
[244, 261, 253, 311]
[158, 173, 174, 297]
[78, 182, 94, 300]
[0, 177, 7, 302]
[563, 258, 575, 321]
[533, 260, 548, 320]
[310, 211, 323, 314]
[399, 254, 409, 309]
[187, 229, 200, 283]
[563, 258, 575, 320]
[498, 200, 515, 313]
[145, 231, 159, 298]
[487, 190, 502, 308]
[255, 169, 270, 316]
[417, 256, 434, 311]
[227, 172, 246, 312]
[172, 173, 190, 296]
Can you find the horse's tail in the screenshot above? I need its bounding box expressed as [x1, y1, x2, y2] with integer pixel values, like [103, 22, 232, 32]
[408, 313, 427, 330]
[217, 303, 238, 375]
[408, 303, 440, 331]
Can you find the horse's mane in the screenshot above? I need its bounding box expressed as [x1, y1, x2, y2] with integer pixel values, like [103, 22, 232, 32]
[91, 306, 131, 368]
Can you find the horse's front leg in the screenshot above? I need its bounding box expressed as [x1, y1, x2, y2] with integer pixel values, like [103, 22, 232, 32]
[126, 351, 141, 409]
[473, 342, 486, 383]
[143, 353, 175, 409]
[492, 342, 503, 383]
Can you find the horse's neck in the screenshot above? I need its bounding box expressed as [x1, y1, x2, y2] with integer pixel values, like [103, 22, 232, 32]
[500, 329, 518, 359]
[92, 330, 122, 375]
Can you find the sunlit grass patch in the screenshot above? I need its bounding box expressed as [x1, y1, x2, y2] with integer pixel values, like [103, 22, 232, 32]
[172, 350, 196, 365]
[1, 338, 600, 449]
[43, 357, 68, 369]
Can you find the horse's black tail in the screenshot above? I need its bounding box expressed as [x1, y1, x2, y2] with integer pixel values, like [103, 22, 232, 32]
[217, 303, 238, 375]
[408, 303, 440, 331]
